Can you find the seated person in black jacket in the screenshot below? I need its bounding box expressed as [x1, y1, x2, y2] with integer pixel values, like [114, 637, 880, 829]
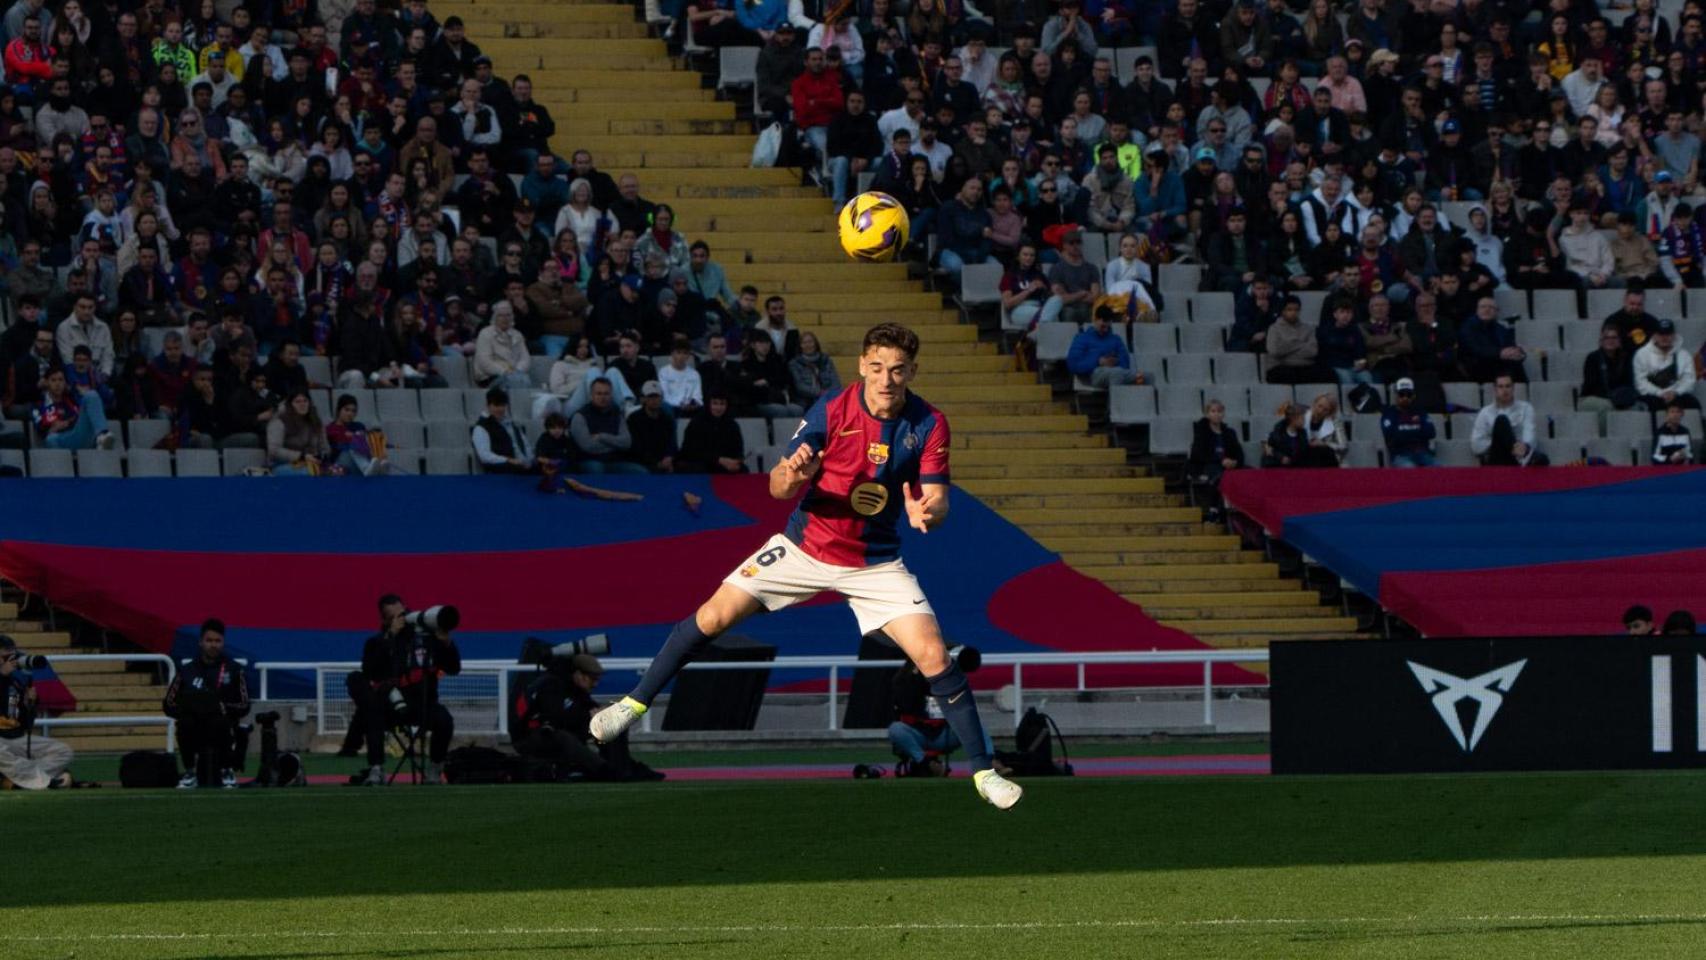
[161, 619, 251, 789]
[678, 393, 746, 473]
[1262, 403, 1312, 467]
[351, 594, 462, 785]
[1186, 398, 1246, 518]
[627, 381, 677, 473]
[512, 653, 660, 781]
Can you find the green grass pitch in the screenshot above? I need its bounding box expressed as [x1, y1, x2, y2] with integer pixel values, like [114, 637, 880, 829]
[4, 770, 1705, 959]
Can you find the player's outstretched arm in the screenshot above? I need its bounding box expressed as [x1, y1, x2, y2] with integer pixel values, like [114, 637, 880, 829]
[769, 444, 821, 500]
[905, 482, 950, 533]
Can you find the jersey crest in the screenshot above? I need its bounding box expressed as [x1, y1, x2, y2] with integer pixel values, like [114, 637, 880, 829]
[866, 442, 890, 465]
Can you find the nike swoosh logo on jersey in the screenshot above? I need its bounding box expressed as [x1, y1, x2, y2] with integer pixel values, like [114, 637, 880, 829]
[912, 599, 927, 605]
[947, 691, 965, 704]
[838, 429, 862, 436]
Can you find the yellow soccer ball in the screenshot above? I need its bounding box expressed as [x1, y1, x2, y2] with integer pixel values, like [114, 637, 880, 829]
[838, 191, 911, 262]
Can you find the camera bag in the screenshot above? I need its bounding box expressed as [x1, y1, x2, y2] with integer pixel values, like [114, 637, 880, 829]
[119, 750, 180, 788]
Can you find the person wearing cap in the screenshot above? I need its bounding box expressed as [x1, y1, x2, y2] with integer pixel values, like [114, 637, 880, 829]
[1471, 373, 1547, 467]
[1633, 318, 1702, 410]
[1038, 228, 1102, 326]
[0, 634, 75, 790]
[627, 380, 678, 473]
[1426, 119, 1479, 202]
[1658, 202, 1706, 290]
[515, 653, 662, 781]
[755, 22, 803, 118]
[1380, 378, 1437, 467]
[1638, 169, 1683, 237]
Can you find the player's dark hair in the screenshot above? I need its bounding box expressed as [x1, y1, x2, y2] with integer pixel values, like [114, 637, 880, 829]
[862, 322, 920, 360]
[200, 618, 226, 636]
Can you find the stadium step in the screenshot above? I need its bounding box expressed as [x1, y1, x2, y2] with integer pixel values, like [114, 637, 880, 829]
[526, 69, 702, 88]
[440, 1, 644, 22]
[954, 447, 1127, 467]
[1171, 617, 1361, 634]
[962, 477, 1164, 495]
[49, 733, 167, 753]
[462, 21, 653, 38]
[957, 463, 1141, 480]
[1005, 506, 1204, 524]
[542, 86, 716, 102]
[556, 113, 739, 135]
[1079, 561, 1282, 582]
[1122, 591, 1320, 609]
[479, 39, 673, 61]
[955, 433, 1112, 450]
[981, 492, 1178, 509]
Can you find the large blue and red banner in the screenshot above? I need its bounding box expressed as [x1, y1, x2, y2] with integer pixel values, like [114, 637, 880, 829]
[1222, 467, 1706, 637]
[0, 476, 1259, 709]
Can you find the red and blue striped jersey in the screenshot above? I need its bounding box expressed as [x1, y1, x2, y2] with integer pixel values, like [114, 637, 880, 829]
[782, 385, 951, 567]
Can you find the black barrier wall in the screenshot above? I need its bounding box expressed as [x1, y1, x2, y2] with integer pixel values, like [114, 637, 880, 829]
[1272, 636, 1706, 774]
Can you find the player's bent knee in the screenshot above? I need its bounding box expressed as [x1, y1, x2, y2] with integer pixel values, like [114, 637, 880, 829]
[697, 584, 762, 636]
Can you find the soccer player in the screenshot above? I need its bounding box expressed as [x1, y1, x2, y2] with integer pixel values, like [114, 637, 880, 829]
[591, 322, 1022, 808]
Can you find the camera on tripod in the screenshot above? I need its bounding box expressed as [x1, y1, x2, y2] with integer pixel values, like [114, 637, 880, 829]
[518, 634, 612, 674]
[403, 605, 460, 633]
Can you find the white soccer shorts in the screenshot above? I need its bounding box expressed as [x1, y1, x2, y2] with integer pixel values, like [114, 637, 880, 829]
[721, 533, 936, 635]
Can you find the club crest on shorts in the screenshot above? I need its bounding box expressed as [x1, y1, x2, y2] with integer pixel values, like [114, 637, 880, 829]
[867, 442, 890, 465]
[850, 482, 890, 516]
[739, 564, 759, 578]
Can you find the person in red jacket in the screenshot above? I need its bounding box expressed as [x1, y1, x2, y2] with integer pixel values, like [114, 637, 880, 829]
[4, 16, 52, 96]
[790, 46, 844, 170]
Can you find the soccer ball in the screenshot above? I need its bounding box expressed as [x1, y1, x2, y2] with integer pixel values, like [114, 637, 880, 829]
[838, 192, 910, 262]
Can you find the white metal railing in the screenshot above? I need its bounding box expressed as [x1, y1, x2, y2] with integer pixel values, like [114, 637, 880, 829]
[32, 654, 178, 749]
[255, 649, 1269, 738]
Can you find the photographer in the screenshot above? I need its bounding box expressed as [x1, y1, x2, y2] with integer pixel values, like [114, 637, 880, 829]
[161, 619, 250, 789]
[513, 653, 661, 782]
[355, 595, 461, 785]
[0, 636, 74, 789]
[887, 646, 995, 778]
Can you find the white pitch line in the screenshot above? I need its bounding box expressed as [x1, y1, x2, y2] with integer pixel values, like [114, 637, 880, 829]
[5, 914, 1706, 943]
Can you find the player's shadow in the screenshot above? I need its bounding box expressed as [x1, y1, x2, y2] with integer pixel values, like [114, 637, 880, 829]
[194, 939, 741, 960]
[12, 772, 1706, 908]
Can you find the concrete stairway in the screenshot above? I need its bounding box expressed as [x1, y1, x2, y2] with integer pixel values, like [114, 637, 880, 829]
[428, 0, 1360, 650]
[0, 587, 168, 753]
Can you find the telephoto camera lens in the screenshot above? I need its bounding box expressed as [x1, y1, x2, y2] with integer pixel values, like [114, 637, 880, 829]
[549, 633, 611, 658]
[404, 605, 460, 633]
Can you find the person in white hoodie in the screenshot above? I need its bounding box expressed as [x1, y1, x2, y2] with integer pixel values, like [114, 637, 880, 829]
[1557, 200, 1619, 289]
[1632, 319, 1701, 410]
[1463, 204, 1506, 283]
[1471, 373, 1548, 466]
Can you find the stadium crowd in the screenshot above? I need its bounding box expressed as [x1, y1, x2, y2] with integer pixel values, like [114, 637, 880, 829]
[0, 0, 851, 476]
[0, 0, 1697, 473]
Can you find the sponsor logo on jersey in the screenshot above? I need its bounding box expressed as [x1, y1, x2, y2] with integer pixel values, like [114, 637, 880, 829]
[850, 482, 890, 516]
[867, 442, 890, 465]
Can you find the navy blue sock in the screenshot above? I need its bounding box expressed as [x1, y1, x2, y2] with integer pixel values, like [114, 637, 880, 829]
[926, 663, 993, 773]
[630, 616, 715, 705]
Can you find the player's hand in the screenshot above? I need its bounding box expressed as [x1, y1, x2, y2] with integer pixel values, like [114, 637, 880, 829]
[780, 444, 821, 482]
[905, 485, 941, 534]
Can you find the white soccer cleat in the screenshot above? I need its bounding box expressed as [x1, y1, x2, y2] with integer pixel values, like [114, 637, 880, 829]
[176, 771, 198, 790]
[974, 769, 1023, 810]
[589, 696, 646, 745]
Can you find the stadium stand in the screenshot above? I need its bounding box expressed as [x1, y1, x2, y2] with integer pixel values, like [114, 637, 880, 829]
[9, 0, 1706, 728]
